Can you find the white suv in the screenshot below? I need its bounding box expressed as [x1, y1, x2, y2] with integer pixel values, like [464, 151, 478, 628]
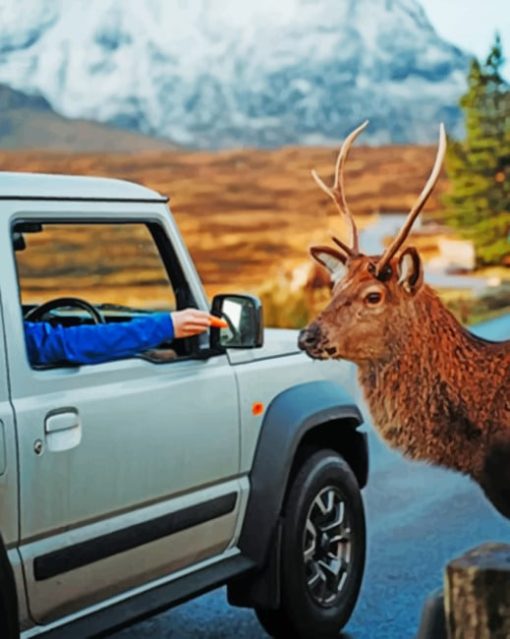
[0, 172, 368, 639]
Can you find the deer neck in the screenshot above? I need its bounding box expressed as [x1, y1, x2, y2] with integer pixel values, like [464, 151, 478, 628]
[357, 285, 494, 475]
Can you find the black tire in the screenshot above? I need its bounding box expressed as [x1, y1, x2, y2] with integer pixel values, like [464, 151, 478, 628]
[0, 555, 19, 639]
[0, 595, 18, 639]
[255, 449, 366, 639]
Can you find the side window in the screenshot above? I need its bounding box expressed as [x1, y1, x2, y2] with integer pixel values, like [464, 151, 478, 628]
[15, 222, 177, 312]
[13, 221, 186, 367]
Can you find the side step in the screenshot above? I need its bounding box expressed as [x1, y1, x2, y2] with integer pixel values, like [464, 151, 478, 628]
[35, 555, 256, 639]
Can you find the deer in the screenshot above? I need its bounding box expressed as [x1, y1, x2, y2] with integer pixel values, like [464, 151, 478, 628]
[298, 121, 510, 519]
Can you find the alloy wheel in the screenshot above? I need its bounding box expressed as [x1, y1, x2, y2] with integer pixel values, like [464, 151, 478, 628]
[303, 486, 352, 607]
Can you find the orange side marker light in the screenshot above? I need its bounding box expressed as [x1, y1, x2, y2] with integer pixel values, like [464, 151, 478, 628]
[252, 402, 264, 416]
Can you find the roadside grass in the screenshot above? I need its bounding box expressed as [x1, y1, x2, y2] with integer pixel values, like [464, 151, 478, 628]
[440, 284, 510, 326]
[2, 145, 507, 326]
[256, 276, 510, 329]
[0, 144, 445, 298]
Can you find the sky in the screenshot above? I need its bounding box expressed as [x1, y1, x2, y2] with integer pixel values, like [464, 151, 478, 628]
[420, 0, 509, 79]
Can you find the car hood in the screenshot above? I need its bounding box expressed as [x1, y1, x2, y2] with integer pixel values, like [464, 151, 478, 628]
[226, 328, 302, 365]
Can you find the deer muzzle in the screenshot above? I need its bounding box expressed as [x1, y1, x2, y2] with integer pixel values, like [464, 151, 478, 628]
[298, 323, 323, 353]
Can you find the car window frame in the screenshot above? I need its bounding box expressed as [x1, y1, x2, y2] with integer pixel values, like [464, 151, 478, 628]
[10, 216, 201, 371]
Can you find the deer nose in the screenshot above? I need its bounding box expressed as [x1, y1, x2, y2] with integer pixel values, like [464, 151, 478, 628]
[298, 323, 322, 350]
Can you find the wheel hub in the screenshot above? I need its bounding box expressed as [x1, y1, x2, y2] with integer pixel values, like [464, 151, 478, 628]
[303, 486, 352, 607]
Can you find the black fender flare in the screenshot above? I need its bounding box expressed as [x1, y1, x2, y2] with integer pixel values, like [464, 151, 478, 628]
[0, 534, 19, 639]
[238, 380, 365, 567]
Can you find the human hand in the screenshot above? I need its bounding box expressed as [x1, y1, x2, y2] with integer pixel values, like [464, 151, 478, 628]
[171, 308, 213, 338]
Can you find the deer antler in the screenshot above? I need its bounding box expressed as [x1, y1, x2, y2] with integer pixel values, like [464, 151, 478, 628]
[311, 120, 369, 256]
[376, 123, 447, 276]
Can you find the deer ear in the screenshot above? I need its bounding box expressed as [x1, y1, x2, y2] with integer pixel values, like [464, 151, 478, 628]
[310, 246, 348, 283]
[397, 247, 423, 294]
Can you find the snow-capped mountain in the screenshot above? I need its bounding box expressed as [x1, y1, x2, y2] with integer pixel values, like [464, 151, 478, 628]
[0, 0, 468, 148]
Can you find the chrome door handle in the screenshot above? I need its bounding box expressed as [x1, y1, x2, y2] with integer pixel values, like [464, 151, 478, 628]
[44, 410, 82, 452]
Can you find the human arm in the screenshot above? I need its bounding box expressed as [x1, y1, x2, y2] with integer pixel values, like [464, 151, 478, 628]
[24, 309, 211, 366]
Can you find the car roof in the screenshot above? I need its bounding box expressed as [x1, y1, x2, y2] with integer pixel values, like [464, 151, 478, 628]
[0, 172, 167, 203]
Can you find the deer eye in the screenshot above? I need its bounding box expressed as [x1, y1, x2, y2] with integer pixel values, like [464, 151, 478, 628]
[365, 291, 382, 305]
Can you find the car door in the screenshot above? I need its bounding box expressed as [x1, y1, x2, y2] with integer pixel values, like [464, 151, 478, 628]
[1, 205, 242, 623]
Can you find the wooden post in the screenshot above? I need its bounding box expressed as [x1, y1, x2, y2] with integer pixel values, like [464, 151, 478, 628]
[445, 543, 510, 639]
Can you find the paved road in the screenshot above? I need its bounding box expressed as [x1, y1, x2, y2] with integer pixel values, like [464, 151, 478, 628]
[114, 315, 510, 639]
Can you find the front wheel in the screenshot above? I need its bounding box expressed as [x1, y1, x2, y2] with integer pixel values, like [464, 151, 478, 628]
[255, 449, 366, 639]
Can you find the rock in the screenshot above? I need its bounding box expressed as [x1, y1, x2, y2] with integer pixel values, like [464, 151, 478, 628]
[445, 543, 510, 639]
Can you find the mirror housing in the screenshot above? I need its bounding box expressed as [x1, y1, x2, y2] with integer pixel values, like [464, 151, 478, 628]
[210, 294, 263, 349]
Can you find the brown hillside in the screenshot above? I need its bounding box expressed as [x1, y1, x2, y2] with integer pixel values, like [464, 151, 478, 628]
[0, 144, 446, 298]
[0, 84, 176, 152]
[0, 110, 177, 152]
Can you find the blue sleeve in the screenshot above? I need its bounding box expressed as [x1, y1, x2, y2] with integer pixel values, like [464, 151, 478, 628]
[24, 313, 175, 366]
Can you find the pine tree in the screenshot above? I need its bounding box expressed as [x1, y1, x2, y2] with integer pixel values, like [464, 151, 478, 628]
[443, 34, 510, 266]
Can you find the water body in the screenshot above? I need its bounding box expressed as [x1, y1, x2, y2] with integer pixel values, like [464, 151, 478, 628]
[471, 313, 510, 341]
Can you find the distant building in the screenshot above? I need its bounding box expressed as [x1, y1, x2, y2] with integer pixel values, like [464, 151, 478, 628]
[436, 237, 476, 272]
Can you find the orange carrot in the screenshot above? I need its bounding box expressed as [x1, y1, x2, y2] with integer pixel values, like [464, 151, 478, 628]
[209, 315, 229, 329]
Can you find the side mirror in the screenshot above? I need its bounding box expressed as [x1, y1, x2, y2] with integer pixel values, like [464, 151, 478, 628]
[211, 294, 263, 349]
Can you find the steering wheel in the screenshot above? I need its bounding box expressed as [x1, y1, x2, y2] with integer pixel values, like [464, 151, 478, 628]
[24, 297, 105, 324]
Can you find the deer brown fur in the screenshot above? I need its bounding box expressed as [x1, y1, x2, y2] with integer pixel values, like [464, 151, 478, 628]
[298, 123, 510, 518]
